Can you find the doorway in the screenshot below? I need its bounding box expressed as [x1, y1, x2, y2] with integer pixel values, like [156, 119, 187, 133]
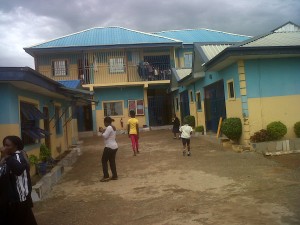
[204, 80, 227, 132]
[180, 90, 190, 124]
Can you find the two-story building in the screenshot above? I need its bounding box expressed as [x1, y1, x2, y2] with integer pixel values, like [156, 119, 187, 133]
[24, 26, 249, 133]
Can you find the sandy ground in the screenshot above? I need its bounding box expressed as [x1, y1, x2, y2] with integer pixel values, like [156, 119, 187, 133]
[33, 130, 300, 225]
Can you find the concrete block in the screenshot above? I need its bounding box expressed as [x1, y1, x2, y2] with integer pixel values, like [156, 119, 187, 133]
[275, 141, 283, 151]
[254, 142, 268, 153]
[294, 138, 300, 149]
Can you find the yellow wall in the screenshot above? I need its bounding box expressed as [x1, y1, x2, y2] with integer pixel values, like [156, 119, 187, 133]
[0, 124, 20, 143]
[248, 95, 300, 139]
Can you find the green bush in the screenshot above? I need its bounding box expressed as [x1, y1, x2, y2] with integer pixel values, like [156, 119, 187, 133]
[294, 121, 300, 138]
[221, 117, 242, 142]
[195, 125, 204, 133]
[266, 121, 287, 140]
[28, 155, 39, 165]
[40, 143, 51, 162]
[184, 115, 195, 127]
[250, 129, 271, 143]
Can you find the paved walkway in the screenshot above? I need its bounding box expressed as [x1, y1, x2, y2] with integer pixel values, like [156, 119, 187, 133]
[34, 130, 300, 225]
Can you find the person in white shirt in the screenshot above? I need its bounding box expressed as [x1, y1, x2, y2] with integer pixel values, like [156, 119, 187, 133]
[99, 117, 118, 182]
[179, 120, 193, 156]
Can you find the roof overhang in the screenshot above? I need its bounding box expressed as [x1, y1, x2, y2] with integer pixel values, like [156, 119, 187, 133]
[0, 67, 94, 105]
[24, 42, 183, 56]
[204, 46, 300, 71]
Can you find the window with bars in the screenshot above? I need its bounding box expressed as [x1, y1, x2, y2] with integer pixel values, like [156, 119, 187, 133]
[20, 102, 48, 145]
[52, 60, 68, 76]
[103, 102, 123, 116]
[109, 58, 125, 73]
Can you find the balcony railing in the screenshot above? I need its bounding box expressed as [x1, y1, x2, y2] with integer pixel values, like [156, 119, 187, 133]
[38, 64, 171, 85]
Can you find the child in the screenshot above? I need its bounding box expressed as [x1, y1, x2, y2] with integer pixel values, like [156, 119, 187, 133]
[99, 117, 118, 182]
[172, 115, 180, 139]
[179, 120, 193, 156]
[127, 110, 139, 156]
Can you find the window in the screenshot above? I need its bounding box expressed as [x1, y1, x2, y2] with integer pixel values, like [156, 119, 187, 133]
[55, 106, 62, 135]
[190, 91, 194, 102]
[184, 53, 193, 68]
[131, 52, 140, 66]
[52, 60, 68, 76]
[128, 100, 144, 115]
[176, 97, 179, 111]
[104, 102, 123, 116]
[227, 80, 235, 99]
[196, 92, 202, 110]
[20, 102, 48, 145]
[109, 58, 125, 73]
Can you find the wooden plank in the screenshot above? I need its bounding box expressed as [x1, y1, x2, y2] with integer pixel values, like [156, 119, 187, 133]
[216, 117, 223, 139]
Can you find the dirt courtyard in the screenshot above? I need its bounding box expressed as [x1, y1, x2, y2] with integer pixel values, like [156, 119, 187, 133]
[33, 130, 300, 225]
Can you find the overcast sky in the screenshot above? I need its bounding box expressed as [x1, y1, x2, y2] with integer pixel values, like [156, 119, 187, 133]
[0, 0, 299, 68]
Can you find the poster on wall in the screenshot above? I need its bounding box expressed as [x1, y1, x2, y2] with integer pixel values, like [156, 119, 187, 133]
[128, 100, 144, 115]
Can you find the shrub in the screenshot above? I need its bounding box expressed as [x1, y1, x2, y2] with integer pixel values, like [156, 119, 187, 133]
[195, 125, 204, 133]
[294, 121, 300, 138]
[28, 155, 39, 165]
[40, 143, 51, 162]
[184, 115, 195, 127]
[266, 121, 287, 140]
[250, 129, 271, 143]
[221, 117, 242, 142]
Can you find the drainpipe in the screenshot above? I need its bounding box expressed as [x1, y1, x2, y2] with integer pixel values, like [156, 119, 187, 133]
[194, 83, 199, 127]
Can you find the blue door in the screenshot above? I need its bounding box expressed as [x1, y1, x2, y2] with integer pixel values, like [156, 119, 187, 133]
[204, 80, 226, 132]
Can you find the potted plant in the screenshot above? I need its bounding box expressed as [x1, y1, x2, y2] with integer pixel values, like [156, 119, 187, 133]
[194, 125, 204, 136]
[36, 143, 52, 176]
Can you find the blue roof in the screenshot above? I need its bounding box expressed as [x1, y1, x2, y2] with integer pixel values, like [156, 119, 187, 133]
[28, 27, 181, 49]
[153, 29, 251, 44]
[58, 80, 81, 89]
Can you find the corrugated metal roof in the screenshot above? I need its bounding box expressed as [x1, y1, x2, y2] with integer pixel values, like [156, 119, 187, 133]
[242, 32, 300, 47]
[58, 80, 81, 89]
[153, 28, 250, 44]
[29, 27, 181, 49]
[200, 44, 232, 60]
[176, 69, 191, 80]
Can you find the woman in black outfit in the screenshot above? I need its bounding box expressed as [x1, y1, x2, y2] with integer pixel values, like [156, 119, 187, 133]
[0, 136, 38, 225]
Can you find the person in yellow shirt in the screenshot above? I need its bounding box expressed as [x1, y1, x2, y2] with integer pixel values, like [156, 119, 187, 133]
[127, 110, 139, 156]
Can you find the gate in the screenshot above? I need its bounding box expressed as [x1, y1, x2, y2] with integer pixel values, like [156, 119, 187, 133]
[148, 91, 172, 126]
[204, 80, 227, 132]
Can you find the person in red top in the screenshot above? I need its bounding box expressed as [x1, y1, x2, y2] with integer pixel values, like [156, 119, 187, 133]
[127, 110, 139, 156]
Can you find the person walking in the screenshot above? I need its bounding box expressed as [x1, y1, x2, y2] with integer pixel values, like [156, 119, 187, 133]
[127, 110, 139, 156]
[0, 135, 38, 225]
[99, 117, 118, 182]
[179, 120, 193, 156]
[172, 115, 180, 139]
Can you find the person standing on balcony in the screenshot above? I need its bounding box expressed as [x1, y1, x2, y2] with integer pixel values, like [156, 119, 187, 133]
[99, 117, 118, 182]
[127, 110, 139, 156]
[0, 136, 38, 225]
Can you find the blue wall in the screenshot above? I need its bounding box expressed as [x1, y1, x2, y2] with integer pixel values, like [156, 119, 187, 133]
[95, 86, 144, 110]
[192, 63, 240, 100]
[0, 83, 68, 125]
[245, 58, 300, 98]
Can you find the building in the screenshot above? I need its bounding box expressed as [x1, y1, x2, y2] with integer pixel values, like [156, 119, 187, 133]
[24, 26, 249, 133]
[0, 67, 93, 173]
[187, 21, 300, 144]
